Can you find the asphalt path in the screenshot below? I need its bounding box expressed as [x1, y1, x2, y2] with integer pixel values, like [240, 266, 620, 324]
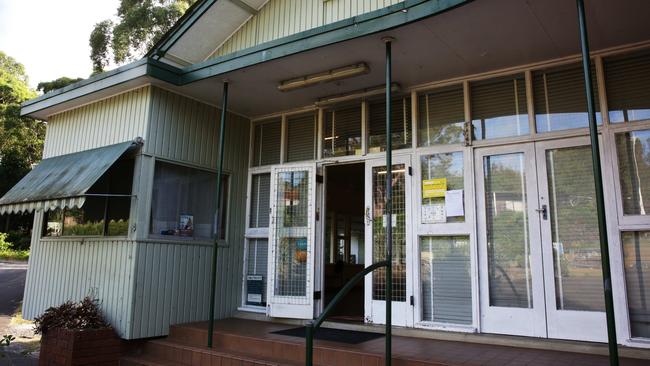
[0, 261, 28, 317]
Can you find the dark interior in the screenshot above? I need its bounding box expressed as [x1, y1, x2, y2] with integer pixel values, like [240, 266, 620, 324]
[324, 163, 365, 322]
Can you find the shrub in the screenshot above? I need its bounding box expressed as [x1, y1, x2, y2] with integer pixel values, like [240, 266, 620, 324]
[34, 297, 110, 335]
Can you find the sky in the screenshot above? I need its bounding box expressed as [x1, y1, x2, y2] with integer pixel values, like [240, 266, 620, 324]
[0, 0, 120, 89]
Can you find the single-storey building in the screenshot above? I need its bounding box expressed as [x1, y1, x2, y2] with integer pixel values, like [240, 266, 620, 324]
[2, 0, 650, 361]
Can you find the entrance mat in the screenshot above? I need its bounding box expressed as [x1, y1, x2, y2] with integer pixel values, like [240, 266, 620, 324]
[271, 327, 383, 344]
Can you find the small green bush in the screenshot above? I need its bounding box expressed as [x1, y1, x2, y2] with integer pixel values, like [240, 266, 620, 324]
[0, 233, 29, 261]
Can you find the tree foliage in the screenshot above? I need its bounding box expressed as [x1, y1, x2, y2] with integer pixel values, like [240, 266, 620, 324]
[89, 0, 196, 73]
[37, 77, 84, 94]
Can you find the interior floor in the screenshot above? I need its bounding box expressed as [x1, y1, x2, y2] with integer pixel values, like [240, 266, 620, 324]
[324, 163, 365, 322]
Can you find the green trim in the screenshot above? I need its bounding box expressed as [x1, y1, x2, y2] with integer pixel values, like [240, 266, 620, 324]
[21, 0, 471, 117]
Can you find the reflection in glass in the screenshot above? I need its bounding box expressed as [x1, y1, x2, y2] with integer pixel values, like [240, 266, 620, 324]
[245, 238, 268, 306]
[418, 85, 465, 146]
[420, 152, 464, 223]
[484, 153, 533, 308]
[273, 171, 310, 298]
[323, 105, 362, 157]
[420, 236, 472, 324]
[368, 96, 411, 152]
[372, 164, 406, 302]
[622, 231, 650, 338]
[616, 130, 650, 215]
[472, 74, 529, 140]
[546, 146, 604, 311]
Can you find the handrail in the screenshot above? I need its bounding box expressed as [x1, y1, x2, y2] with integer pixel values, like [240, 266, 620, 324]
[305, 260, 389, 366]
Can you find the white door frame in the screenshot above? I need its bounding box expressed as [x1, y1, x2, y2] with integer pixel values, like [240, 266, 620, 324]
[267, 164, 317, 319]
[475, 143, 547, 337]
[535, 136, 607, 342]
[364, 155, 414, 326]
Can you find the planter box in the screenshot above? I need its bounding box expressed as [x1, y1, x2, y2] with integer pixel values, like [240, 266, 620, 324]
[39, 328, 123, 366]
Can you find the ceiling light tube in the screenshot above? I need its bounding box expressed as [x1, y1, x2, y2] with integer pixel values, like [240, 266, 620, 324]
[315, 83, 401, 106]
[278, 63, 370, 92]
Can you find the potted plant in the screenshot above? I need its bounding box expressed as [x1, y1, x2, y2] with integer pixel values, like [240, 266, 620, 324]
[34, 297, 122, 366]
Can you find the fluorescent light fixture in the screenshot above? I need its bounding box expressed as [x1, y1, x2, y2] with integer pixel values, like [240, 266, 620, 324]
[377, 169, 406, 175]
[316, 83, 401, 106]
[278, 63, 370, 92]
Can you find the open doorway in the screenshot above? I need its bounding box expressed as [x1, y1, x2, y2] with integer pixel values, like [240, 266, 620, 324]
[323, 163, 365, 322]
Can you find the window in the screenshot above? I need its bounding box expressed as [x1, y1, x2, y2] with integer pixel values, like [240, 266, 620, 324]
[367, 95, 412, 152]
[244, 238, 269, 307]
[323, 104, 362, 157]
[420, 236, 472, 325]
[286, 112, 316, 162]
[622, 231, 650, 338]
[418, 85, 465, 146]
[533, 63, 601, 132]
[43, 158, 134, 237]
[249, 173, 271, 228]
[252, 118, 282, 166]
[471, 74, 529, 140]
[420, 152, 464, 223]
[605, 51, 650, 123]
[615, 129, 650, 216]
[150, 162, 229, 240]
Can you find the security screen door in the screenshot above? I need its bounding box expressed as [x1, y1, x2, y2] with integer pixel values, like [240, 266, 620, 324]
[476, 137, 606, 341]
[364, 156, 413, 326]
[267, 165, 316, 319]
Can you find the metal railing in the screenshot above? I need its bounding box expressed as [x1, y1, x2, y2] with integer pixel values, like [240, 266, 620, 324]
[305, 260, 389, 366]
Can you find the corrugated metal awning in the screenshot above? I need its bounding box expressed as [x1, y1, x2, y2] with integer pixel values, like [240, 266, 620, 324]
[0, 140, 141, 214]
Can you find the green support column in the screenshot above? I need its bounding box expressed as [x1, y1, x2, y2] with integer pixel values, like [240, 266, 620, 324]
[207, 81, 229, 348]
[383, 36, 393, 366]
[575, 1, 619, 365]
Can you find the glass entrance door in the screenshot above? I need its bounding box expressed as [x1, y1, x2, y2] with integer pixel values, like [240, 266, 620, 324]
[267, 165, 316, 319]
[476, 138, 606, 341]
[364, 156, 413, 326]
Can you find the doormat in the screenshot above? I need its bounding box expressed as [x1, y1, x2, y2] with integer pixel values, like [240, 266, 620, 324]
[271, 327, 383, 344]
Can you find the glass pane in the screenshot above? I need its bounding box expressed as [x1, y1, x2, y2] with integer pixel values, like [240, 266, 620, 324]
[605, 51, 650, 123]
[245, 238, 268, 306]
[368, 96, 412, 152]
[252, 119, 282, 166]
[63, 202, 105, 236]
[418, 85, 465, 146]
[615, 130, 650, 215]
[106, 197, 131, 236]
[622, 231, 650, 338]
[273, 170, 310, 297]
[323, 104, 362, 157]
[546, 146, 604, 311]
[420, 152, 464, 223]
[372, 164, 406, 302]
[420, 236, 472, 324]
[472, 74, 529, 140]
[286, 112, 316, 162]
[43, 209, 63, 237]
[533, 63, 601, 133]
[250, 173, 271, 228]
[484, 153, 533, 308]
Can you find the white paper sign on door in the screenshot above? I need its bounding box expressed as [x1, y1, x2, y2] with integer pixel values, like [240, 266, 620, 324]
[445, 189, 464, 217]
[422, 201, 446, 223]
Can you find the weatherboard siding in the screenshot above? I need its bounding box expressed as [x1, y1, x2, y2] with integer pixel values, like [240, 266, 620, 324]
[211, 0, 403, 58]
[43, 86, 151, 158]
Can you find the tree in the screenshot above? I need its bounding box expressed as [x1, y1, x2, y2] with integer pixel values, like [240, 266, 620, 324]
[90, 0, 196, 73]
[37, 77, 84, 94]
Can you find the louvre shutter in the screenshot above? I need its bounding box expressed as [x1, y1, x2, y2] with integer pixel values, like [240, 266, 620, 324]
[249, 173, 270, 228]
[252, 118, 282, 166]
[368, 96, 411, 151]
[417, 85, 465, 146]
[286, 112, 316, 162]
[471, 74, 529, 139]
[420, 236, 472, 324]
[323, 104, 362, 157]
[533, 63, 599, 132]
[605, 51, 650, 123]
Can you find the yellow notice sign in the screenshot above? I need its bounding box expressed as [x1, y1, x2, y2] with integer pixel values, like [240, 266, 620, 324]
[422, 178, 447, 198]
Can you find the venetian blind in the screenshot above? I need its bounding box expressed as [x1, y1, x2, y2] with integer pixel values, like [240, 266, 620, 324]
[367, 96, 412, 151]
[246, 238, 269, 305]
[286, 112, 316, 162]
[605, 51, 650, 123]
[252, 118, 282, 166]
[533, 63, 600, 132]
[471, 74, 529, 139]
[249, 173, 270, 228]
[323, 104, 362, 157]
[417, 85, 465, 146]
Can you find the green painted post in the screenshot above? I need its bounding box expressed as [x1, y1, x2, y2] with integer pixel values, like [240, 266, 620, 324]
[306, 322, 314, 366]
[207, 81, 229, 348]
[575, 1, 619, 365]
[383, 37, 393, 366]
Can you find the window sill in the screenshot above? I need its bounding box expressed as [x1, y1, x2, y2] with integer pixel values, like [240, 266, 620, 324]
[142, 236, 228, 247]
[40, 236, 131, 243]
[237, 306, 266, 314]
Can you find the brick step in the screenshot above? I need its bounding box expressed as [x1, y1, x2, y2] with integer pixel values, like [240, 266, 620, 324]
[120, 354, 176, 366]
